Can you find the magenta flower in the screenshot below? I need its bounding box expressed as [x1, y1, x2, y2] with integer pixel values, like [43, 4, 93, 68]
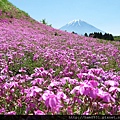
[45, 94, 59, 109]
[81, 61, 89, 66]
[73, 97, 83, 104]
[5, 111, 16, 115]
[49, 81, 61, 87]
[88, 68, 104, 76]
[88, 80, 99, 87]
[68, 78, 78, 85]
[109, 86, 120, 93]
[82, 108, 90, 115]
[84, 87, 98, 99]
[31, 78, 44, 85]
[33, 54, 39, 61]
[97, 89, 115, 103]
[42, 91, 61, 111]
[0, 75, 6, 82]
[25, 86, 42, 97]
[19, 68, 26, 73]
[26, 103, 36, 114]
[34, 110, 45, 115]
[60, 77, 70, 85]
[48, 68, 55, 74]
[42, 90, 54, 100]
[17, 99, 22, 108]
[70, 85, 84, 95]
[57, 91, 67, 100]
[1, 66, 8, 74]
[3, 82, 19, 89]
[67, 106, 73, 115]
[0, 108, 5, 114]
[105, 80, 119, 87]
[77, 73, 83, 80]
[70, 82, 98, 99]
[56, 91, 70, 103]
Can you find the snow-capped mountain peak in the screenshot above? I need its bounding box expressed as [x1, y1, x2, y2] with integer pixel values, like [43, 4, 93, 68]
[67, 19, 82, 26]
[60, 19, 105, 35]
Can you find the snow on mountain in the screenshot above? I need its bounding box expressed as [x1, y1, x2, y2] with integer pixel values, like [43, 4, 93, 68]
[59, 19, 105, 35]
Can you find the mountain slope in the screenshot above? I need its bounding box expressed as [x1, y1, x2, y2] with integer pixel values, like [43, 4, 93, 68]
[60, 19, 105, 35]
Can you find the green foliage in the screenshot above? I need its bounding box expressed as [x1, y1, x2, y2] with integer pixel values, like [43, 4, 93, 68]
[8, 52, 45, 76]
[0, 0, 29, 19]
[89, 32, 114, 41]
[40, 18, 47, 25]
[114, 36, 120, 41]
[40, 18, 52, 27]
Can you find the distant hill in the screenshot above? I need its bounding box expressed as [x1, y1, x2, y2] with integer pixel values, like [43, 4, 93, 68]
[60, 19, 105, 35]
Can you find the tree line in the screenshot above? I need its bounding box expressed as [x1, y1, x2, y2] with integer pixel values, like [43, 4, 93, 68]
[84, 32, 114, 41]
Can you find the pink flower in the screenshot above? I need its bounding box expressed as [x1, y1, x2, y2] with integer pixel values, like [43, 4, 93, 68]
[42, 91, 61, 111]
[77, 73, 83, 80]
[31, 78, 44, 85]
[45, 94, 58, 108]
[5, 111, 16, 115]
[19, 68, 26, 73]
[17, 99, 22, 107]
[57, 91, 67, 100]
[25, 86, 42, 97]
[60, 77, 70, 85]
[82, 108, 90, 115]
[33, 54, 39, 61]
[68, 78, 78, 85]
[97, 89, 115, 103]
[109, 86, 120, 93]
[0, 108, 5, 114]
[70, 85, 84, 95]
[73, 97, 83, 104]
[42, 90, 54, 100]
[67, 106, 73, 115]
[49, 68, 55, 74]
[88, 68, 104, 76]
[84, 87, 98, 99]
[34, 110, 45, 115]
[3, 82, 18, 89]
[0, 75, 6, 82]
[70, 82, 98, 99]
[49, 81, 61, 87]
[105, 80, 119, 87]
[88, 80, 99, 87]
[1, 66, 8, 74]
[56, 91, 70, 103]
[26, 103, 36, 114]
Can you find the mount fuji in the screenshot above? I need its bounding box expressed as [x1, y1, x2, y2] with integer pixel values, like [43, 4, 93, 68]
[59, 19, 105, 35]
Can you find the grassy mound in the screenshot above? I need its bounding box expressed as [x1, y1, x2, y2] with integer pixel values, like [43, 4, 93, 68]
[0, 0, 29, 19]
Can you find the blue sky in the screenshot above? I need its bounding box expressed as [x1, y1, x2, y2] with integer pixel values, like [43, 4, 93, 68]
[8, 0, 120, 36]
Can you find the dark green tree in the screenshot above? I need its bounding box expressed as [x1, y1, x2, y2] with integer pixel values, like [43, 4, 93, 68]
[89, 32, 114, 41]
[99, 32, 103, 39]
[84, 33, 88, 37]
[40, 19, 52, 27]
[40, 19, 47, 25]
[109, 34, 114, 40]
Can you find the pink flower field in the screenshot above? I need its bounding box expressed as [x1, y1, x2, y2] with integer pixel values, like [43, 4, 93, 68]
[0, 2, 120, 115]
